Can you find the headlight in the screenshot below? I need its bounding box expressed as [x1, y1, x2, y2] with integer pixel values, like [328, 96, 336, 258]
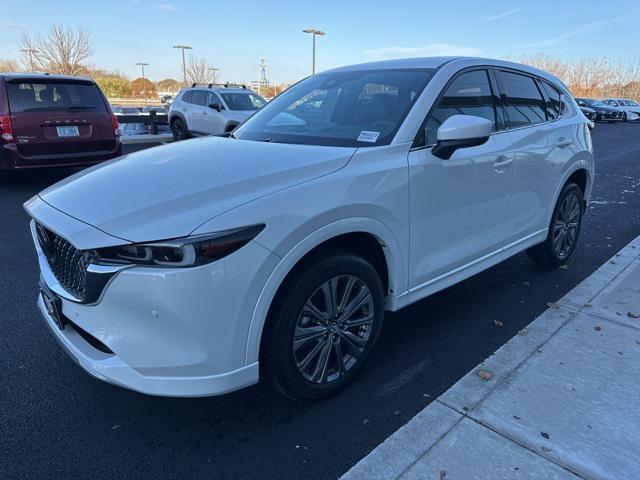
[93, 224, 265, 267]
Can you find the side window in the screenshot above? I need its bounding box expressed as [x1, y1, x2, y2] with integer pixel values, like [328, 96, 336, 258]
[182, 91, 193, 103]
[498, 71, 547, 128]
[424, 70, 499, 145]
[540, 80, 562, 120]
[207, 92, 222, 107]
[191, 90, 208, 106]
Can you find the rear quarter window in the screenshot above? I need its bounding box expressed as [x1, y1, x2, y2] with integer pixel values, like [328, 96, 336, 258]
[6, 81, 107, 113]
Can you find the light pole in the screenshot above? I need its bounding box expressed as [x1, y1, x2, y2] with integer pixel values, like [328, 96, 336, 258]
[20, 48, 39, 72]
[302, 29, 325, 75]
[136, 62, 149, 104]
[172, 45, 193, 85]
[208, 67, 220, 84]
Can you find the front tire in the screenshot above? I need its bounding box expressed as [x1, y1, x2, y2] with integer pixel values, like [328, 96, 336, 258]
[261, 251, 384, 400]
[527, 183, 584, 267]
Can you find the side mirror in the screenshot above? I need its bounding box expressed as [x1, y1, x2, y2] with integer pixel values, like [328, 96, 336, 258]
[431, 115, 492, 160]
[578, 101, 586, 107]
[209, 103, 222, 112]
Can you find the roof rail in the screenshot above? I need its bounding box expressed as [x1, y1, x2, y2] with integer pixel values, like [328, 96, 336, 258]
[190, 82, 248, 89]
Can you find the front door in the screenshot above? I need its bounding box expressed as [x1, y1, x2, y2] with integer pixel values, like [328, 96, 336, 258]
[408, 69, 513, 296]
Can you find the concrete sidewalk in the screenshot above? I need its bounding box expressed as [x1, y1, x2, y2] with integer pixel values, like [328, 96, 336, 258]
[342, 235, 640, 480]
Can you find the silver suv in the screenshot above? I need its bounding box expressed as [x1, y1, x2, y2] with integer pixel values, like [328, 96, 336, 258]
[169, 84, 266, 139]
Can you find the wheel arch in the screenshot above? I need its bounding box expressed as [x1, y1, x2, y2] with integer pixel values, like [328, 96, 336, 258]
[244, 218, 405, 365]
[545, 160, 593, 226]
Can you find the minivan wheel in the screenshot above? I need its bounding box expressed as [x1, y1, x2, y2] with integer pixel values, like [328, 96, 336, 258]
[171, 118, 189, 141]
[527, 183, 584, 267]
[262, 251, 384, 400]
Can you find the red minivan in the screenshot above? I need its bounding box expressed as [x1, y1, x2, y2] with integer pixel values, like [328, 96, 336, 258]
[0, 73, 121, 174]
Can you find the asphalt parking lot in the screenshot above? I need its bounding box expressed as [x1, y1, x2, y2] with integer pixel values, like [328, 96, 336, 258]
[2, 123, 640, 480]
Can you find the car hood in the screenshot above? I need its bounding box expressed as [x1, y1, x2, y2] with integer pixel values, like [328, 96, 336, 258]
[591, 105, 619, 113]
[38, 136, 356, 243]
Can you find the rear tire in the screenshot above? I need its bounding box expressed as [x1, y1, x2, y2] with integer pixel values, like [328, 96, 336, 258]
[171, 118, 190, 141]
[261, 251, 384, 401]
[527, 183, 584, 268]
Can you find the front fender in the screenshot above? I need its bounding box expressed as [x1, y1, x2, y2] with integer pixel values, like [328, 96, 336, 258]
[243, 217, 405, 365]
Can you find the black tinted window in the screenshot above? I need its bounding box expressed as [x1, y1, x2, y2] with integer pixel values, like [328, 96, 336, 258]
[425, 70, 499, 145]
[6, 81, 106, 113]
[207, 92, 222, 107]
[498, 71, 547, 127]
[190, 90, 208, 106]
[181, 91, 192, 103]
[540, 80, 562, 120]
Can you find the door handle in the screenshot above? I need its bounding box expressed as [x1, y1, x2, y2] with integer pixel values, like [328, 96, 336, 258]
[493, 156, 513, 171]
[557, 138, 573, 148]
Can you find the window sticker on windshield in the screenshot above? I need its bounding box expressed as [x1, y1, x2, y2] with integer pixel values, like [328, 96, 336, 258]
[357, 131, 380, 143]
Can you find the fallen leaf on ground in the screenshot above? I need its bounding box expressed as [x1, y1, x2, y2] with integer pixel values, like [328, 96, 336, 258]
[594, 326, 602, 331]
[627, 312, 640, 319]
[584, 303, 593, 308]
[362, 419, 369, 425]
[439, 470, 447, 480]
[476, 370, 492, 381]
[559, 265, 568, 270]
[518, 328, 529, 336]
[494, 320, 504, 327]
[541, 446, 554, 453]
[541, 432, 550, 439]
[547, 302, 560, 309]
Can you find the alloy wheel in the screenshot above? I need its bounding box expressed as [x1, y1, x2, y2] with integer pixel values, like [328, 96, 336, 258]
[552, 192, 581, 259]
[292, 275, 374, 385]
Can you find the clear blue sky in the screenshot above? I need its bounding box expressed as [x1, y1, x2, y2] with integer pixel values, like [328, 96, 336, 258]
[1, 0, 639, 84]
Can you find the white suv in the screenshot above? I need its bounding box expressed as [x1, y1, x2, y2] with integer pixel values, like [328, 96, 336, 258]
[169, 84, 266, 139]
[26, 57, 594, 400]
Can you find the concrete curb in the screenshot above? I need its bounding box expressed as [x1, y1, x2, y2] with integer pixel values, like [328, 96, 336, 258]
[341, 235, 640, 480]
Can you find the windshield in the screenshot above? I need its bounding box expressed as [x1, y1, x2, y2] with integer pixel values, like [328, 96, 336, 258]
[220, 92, 266, 111]
[233, 68, 435, 147]
[6, 81, 107, 113]
[622, 100, 639, 106]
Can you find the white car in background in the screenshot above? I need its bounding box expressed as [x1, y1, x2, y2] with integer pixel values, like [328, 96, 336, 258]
[601, 98, 640, 121]
[26, 57, 594, 400]
[169, 84, 266, 139]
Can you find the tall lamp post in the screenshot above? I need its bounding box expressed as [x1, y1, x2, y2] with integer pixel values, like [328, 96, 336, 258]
[136, 62, 149, 104]
[302, 29, 325, 75]
[20, 48, 39, 72]
[172, 44, 193, 85]
[208, 67, 220, 83]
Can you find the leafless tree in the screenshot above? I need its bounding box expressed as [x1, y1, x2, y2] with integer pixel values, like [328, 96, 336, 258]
[20, 24, 94, 76]
[0, 58, 20, 72]
[184, 56, 219, 85]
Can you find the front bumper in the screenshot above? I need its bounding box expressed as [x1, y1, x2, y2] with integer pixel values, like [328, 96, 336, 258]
[27, 200, 280, 397]
[37, 293, 259, 396]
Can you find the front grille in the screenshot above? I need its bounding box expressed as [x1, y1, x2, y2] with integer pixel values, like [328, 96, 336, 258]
[36, 224, 93, 301]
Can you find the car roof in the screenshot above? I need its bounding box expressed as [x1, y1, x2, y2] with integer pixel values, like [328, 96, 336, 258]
[183, 86, 254, 94]
[0, 72, 94, 82]
[324, 56, 566, 87]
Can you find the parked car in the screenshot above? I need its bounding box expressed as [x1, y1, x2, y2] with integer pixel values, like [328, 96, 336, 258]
[579, 105, 597, 129]
[169, 84, 266, 140]
[0, 73, 121, 178]
[601, 98, 640, 122]
[111, 106, 141, 115]
[25, 57, 594, 400]
[574, 98, 624, 122]
[160, 94, 173, 105]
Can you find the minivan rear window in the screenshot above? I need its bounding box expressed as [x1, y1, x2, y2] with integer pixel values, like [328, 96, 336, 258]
[6, 81, 107, 113]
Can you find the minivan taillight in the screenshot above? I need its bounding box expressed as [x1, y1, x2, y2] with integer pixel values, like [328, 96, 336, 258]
[110, 114, 121, 137]
[0, 115, 14, 143]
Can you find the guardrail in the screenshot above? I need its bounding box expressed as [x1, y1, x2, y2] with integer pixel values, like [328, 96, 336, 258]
[116, 111, 168, 135]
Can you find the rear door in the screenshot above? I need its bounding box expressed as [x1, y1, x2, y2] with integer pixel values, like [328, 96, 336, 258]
[188, 90, 209, 133]
[6, 79, 115, 158]
[496, 70, 573, 245]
